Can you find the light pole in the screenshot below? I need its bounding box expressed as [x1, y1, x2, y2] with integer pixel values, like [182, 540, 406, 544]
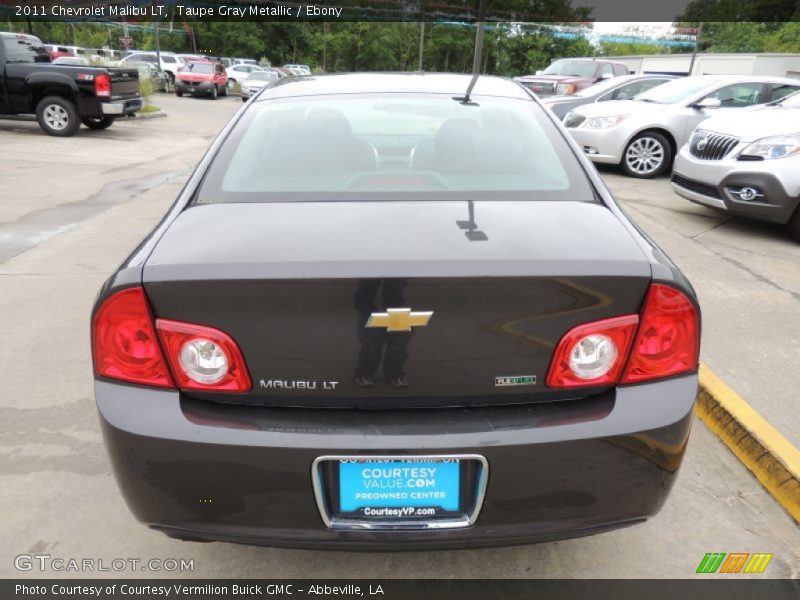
[418, 22, 425, 71]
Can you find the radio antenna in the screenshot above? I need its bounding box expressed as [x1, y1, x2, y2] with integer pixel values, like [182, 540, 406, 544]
[457, 0, 488, 104]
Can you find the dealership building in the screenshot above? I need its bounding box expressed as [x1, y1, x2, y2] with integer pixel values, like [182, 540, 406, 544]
[605, 53, 800, 79]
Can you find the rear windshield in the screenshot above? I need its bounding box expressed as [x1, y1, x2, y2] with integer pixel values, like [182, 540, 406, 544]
[196, 94, 594, 203]
[3, 35, 50, 63]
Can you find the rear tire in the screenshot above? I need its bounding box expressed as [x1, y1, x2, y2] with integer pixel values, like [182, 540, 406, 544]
[221, 83, 228, 97]
[621, 132, 672, 179]
[242, 96, 248, 103]
[176, 90, 183, 97]
[82, 116, 115, 130]
[788, 205, 800, 242]
[36, 96, 80, 137]
[211, 85, 218, 100]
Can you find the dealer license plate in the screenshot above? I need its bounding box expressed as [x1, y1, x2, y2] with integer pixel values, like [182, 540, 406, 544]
[338, 459, 460, 518]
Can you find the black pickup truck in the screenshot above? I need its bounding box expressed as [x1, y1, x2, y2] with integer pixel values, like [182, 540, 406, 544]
[1, 32, 141, 136]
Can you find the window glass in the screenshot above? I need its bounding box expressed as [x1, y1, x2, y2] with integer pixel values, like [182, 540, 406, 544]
[635, 77, 720, 104]
[542, 60, 597, 79]
[703, 83, 765, 107]
[185, 62, 214, 74]
[2, 35, 49, 63]
[772, 84, 800, 102]
[196, 95, 594, 204]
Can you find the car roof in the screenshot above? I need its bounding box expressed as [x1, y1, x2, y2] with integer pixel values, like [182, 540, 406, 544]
[255, 73, 531, 102]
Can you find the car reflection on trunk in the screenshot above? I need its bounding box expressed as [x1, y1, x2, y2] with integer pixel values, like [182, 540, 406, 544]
[354, 279, 413, 389]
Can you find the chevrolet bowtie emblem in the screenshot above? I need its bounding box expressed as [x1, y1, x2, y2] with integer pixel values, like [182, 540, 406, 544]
[366, 308, 433, 332]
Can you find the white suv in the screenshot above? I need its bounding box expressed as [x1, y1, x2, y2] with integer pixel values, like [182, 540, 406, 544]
[121, 52, 183, 83]
[672, 91, 800, 240]
[225, 64, 264, 86]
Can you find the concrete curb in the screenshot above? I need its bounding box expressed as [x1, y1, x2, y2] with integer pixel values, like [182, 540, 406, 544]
[129, 111, 167, 120]
[696, 363, 800, 522]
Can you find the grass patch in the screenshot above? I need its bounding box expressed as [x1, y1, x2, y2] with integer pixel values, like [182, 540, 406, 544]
[141, 104, 162, 114]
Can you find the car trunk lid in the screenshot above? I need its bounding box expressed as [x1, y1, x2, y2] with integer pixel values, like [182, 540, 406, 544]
[142, 201, 652, 408]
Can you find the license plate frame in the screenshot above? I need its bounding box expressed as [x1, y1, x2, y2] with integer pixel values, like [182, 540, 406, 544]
[311, 454, 488, 530]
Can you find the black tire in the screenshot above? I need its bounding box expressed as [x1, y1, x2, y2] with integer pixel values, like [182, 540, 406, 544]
[211, 85, 218, 100]
[82, 116, 115, 130]
[176, 90, 183, 98]
[621, 131, 672, 179]
[788, 205, 800, 242]
[221, 83, 228, 97]
[35, 96, 80, 137]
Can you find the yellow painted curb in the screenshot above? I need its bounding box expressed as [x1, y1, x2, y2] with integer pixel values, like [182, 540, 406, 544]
[696, 363, 800, 522]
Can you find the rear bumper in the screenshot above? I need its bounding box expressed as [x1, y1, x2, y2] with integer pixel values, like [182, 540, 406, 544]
[96, 375, 697, 549]
[100, 98, 142, 116]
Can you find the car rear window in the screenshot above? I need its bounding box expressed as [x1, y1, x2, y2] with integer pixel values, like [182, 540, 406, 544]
[196, 94, 595, 203]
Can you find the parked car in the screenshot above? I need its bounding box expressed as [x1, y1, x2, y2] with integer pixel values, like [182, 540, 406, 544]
[92, 72, 700, 550]
[121, 51, 183, 84]
[540, 74, 678, 119]
[240, 69, 279, 102]
[283, 63, 311, 74]
[515, 58, 629, 97]
[0, 32, 141, 136]
[43, 44, 73, 61]
[563, 75, 800, 178]
[231, 58, 258, 66]
[175, 61, 228, 99]
[129, 61, 169, 93]
[672, 90, 800, 240]
[225, 63, 264, 87]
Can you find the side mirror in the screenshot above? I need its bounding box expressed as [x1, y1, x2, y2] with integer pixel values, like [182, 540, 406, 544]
[693, 97, 721, 109]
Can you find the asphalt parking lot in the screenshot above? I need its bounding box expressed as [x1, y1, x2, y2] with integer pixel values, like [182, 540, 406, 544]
[1, 94, 798, 579]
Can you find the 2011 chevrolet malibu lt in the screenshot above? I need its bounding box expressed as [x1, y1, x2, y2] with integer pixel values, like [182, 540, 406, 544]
[92, 73, 701, 549]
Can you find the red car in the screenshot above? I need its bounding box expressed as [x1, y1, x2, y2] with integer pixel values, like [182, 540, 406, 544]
[175, 61, 228, 99]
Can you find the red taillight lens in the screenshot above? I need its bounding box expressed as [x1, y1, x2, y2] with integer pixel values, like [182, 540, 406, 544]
[92, 288, 175, 388]
[94, 73, 111, 97]
[546, 315, 639, 388]
[621, 284, 699, 384]
[156, 320, 252, 392]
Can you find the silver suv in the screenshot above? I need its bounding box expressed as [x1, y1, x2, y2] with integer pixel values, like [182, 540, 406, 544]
[672, 91, 800, 240]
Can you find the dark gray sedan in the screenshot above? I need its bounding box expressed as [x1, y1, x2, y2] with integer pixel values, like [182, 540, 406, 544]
[92, 73, 701, 549]
[541, 74, 678, 119]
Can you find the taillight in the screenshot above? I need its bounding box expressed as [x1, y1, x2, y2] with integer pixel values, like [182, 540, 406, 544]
[93, 287, 252, 392]
[621, 284, 699, 384]
[546, 283, 699, 389]
[546, 315, 639, 388]
[156, 320, 252, 392]
[92, 288, 174, 388]
[94, 73, 111, 97]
